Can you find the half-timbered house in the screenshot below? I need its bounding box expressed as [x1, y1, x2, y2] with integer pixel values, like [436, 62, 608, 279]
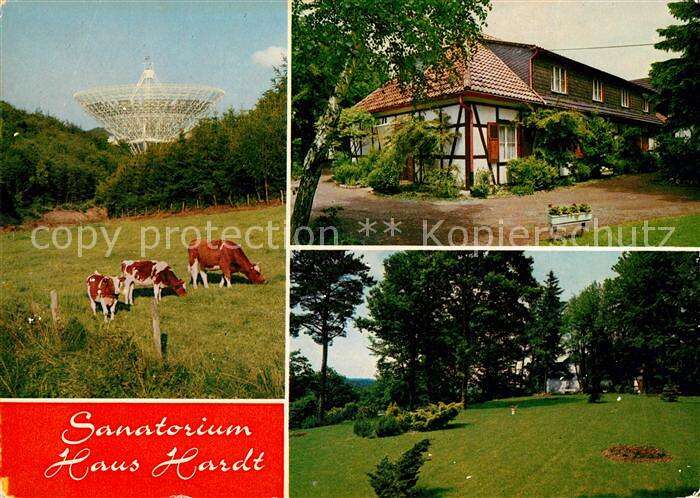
[353, 36, 665, 189]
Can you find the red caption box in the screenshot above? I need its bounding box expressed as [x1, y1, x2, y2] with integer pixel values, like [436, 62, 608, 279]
[0, 401, 284, 498]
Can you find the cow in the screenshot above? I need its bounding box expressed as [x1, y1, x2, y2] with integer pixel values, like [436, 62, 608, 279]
[120, 260, 187, 304]
[86, 272, 122, 321]
[187, 239, 265, 288]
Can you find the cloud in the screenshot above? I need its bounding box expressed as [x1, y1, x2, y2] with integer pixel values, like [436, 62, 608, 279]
[251, 46, 286, 68]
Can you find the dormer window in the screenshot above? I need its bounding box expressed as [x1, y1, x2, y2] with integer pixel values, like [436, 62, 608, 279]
[621, 89, 630, 108]
[643, 97, 650, 113]
[552, 66, 567, 94]
[592, 80, 604, 102]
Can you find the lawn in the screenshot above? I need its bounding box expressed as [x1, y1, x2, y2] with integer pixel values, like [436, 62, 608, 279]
[545, 214, 700, 247]
[0, 205, 285, 399]
[290, 395, 700, 497]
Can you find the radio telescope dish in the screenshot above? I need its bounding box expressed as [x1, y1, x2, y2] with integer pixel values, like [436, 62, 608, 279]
[74, 61, 224, 154]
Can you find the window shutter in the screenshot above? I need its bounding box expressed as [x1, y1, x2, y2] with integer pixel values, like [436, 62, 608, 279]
[641, 136, 650, 152]
[517, 125, 523, 157]
[487, 122, 499, 164]
[564, 70, 568, 93]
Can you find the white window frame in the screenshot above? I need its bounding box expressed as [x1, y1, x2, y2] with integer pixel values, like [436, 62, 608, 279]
[499, 124, 517, 162]
[592, 79, 604, 102]
[552, 66, 566, 94]
[643, 97, 650, 113]
[621, 89, 630, 108]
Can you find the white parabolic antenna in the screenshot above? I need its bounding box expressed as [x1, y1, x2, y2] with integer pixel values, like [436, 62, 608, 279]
[74, 60, 224, 154]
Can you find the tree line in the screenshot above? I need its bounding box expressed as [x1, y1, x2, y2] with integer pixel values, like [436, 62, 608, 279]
[0, 101, 130, 224]
[0, 67, 286, 224]
[291, 250, 699, 422]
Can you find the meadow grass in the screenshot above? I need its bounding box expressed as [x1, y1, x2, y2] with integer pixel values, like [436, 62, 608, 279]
[290, 395, 700, 497]
[545, 214, 700, 247]
[0, 205, 285, 399]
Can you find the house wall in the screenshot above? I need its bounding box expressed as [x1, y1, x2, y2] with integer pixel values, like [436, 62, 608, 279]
[353, 99, 527, 188]
[546, 378, 581, 394]
[532, 55, 653, 119]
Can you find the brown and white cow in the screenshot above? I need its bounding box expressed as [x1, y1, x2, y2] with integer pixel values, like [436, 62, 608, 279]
[86, 272, 122, 321]
[187, 239, 265, 288]
[120, 260, 187, 304]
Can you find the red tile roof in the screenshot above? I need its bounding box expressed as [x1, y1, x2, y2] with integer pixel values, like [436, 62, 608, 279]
[355, 42, 544, 113]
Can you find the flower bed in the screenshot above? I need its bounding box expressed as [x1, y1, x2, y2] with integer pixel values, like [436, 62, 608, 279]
[602, 445, 672, 463]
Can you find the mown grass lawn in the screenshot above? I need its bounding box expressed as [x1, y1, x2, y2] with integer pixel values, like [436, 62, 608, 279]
[0, 205, 285, 398]
[545, 214, 700, 247]
[291, 395, 700, 497]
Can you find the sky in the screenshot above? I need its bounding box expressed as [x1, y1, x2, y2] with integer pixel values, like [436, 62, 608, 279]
[486, 0, 676, 80]
[1, 0, 674, 128]
[1, 0, 287, 129]
[291, 250, 622, 379]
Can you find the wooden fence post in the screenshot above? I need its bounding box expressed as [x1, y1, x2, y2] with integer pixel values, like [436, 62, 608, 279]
[151, 299, 162, 360]
[50, 290, 59, 324]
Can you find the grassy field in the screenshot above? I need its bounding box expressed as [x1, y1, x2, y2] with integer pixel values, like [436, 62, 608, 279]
[0, 205, 285, 399]
[290, 395, 700, 497]
[546, 214, 700, 247]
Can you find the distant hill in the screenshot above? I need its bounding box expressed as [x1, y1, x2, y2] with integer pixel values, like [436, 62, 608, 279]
[347, 378, 376, 389]
[0, 101, 130, 223]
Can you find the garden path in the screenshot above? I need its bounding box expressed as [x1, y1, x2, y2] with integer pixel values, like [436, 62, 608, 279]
[298, 173, 700, 245]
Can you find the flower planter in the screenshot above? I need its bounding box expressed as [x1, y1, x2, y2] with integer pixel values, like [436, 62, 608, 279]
[548, 212, 593, 226]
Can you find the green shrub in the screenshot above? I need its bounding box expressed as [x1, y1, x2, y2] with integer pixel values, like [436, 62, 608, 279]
[342, 401, 360, 420]
[588, 391, 602, 403]
[410, 402, 461, 431]
[525, 109, 587, 164]
[367, 439, 431, 498]
[424, 167, 460, 198]
[511, 185, 534, 196]
[470, 169, 492, 198]
[324, 406, 347, 425]
[385, 402, 402, 417]
[573, 162, 592, 182]
[375, 415, 403, 438]
[609, 158, 632, 176]
[300, 415, 319, 429]
[581, 116, 617, 174]
[290, 394, 317, 428]
[331, 153, 375, 186]
[660, 384, 680, 402]
[356, 405, 376, 419]
[508, 156, 558, 192]
[655, 133, 700, 184]
[354, 417, 375, 438]
[368, 153, 401, 193]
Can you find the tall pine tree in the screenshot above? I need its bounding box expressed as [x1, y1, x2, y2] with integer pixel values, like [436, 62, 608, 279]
[527, 271, 565, 392]
[650, 1, 700, 131]
[290, 250, 374, 420]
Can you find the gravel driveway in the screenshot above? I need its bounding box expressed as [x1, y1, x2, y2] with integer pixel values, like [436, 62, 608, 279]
[296, 173, 700, 246]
